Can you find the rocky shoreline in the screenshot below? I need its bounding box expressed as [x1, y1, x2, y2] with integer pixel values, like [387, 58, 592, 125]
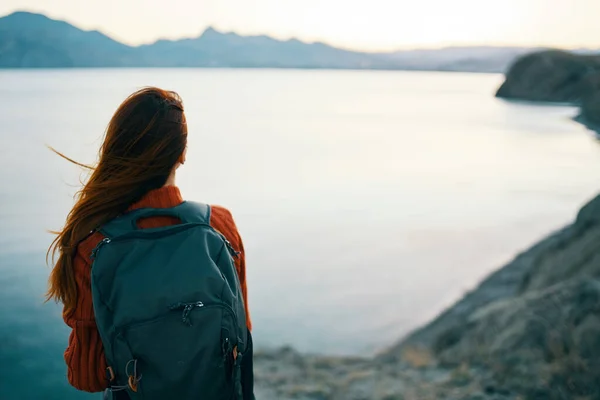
[249, 50, 600, 399]
[254, 192, 600, 399]
[495, 50, 600, 136]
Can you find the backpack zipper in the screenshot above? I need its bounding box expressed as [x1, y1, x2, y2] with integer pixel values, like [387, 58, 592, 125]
[215, 232, 240, 260]
[224, 239, 240, 259]
[169, 301, 205, 326]
[119, 302, 239, 332]
[91, 238, 112, 260]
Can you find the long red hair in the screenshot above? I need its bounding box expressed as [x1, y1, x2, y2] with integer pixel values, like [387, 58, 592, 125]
[46, 87, 187, 313]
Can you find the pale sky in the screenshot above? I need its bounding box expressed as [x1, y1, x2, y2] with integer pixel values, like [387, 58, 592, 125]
[1, 0, 599, 51]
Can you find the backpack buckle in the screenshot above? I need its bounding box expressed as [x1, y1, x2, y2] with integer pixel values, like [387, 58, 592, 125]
[125, 359, 143, 393]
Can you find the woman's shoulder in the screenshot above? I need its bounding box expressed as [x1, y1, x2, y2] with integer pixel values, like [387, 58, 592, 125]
[210, 204, 234, 222]
[209, 205, 242, 243]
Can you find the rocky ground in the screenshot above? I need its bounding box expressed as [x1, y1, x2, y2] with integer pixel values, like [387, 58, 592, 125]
[253, 192, 600, 399]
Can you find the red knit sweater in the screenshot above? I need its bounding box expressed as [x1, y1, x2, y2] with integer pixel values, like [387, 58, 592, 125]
[62, 186, 251, 392]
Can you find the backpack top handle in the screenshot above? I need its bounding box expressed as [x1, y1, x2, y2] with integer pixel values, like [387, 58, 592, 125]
[98, 201, 211, 239]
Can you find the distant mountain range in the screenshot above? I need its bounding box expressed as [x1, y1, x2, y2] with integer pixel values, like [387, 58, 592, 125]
[0, 11, 593, 72]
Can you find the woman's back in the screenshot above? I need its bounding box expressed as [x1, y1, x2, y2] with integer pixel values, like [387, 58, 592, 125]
[65, 186, 252, 392]
[46, 88, 254, 399]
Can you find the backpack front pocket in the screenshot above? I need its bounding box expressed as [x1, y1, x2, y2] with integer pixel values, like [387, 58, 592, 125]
[114, 303, 239, 400]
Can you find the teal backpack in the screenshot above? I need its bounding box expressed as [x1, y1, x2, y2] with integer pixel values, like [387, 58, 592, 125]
[89, 201, 250, 400]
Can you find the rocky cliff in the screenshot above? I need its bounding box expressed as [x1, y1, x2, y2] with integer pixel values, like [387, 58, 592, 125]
[496, 50, 600, 135]
[255, 192, 600, 399]
[575, 73, 600, 133]
[496, 50, 600, 103]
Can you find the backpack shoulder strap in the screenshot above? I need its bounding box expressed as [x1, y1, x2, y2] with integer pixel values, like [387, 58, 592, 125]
[98, 201, 211, 239]
[172, 201, 212, 224]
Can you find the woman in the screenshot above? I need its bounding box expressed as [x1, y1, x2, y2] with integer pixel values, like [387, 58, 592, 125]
[46, 87, 254, 399]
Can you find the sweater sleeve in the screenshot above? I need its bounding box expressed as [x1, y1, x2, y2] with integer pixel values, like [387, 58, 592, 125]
[63, 233, 108, 393]
[210, 206, 252, 331]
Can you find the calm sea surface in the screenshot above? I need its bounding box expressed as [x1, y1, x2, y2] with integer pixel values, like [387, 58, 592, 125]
[2, 69, 600, 398]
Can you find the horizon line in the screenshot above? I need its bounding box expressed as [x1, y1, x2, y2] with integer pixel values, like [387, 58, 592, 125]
[1, 9, 593, 54]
